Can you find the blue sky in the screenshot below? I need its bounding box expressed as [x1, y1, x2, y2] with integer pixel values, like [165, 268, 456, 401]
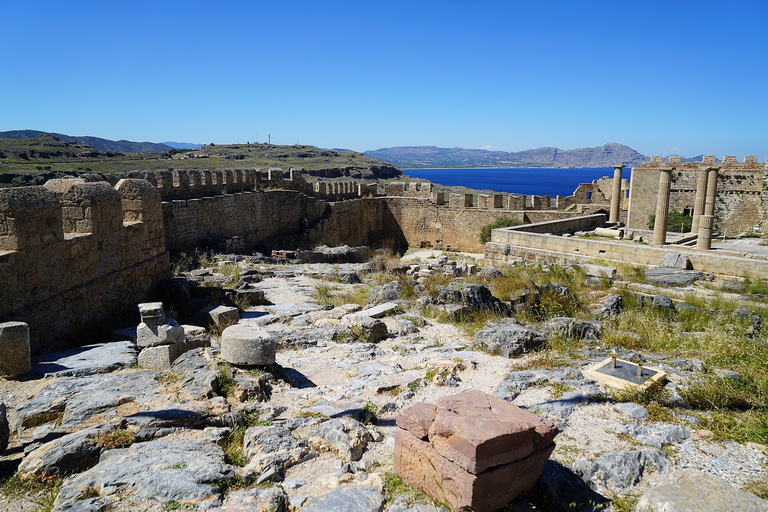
[2, 0, 767, 158]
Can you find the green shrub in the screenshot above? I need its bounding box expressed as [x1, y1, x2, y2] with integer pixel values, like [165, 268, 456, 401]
[479, 217, 523, 243]
[647, 211, 693, 233]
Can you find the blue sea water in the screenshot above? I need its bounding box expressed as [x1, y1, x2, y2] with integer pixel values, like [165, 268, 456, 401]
[402, 167, 632, 197]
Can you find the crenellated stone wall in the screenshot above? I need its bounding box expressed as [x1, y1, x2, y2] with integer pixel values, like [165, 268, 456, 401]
[0, 179, 169, 352]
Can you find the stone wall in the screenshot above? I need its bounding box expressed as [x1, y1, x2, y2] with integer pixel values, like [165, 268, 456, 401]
[485, 214, 768, 277]
[162, 191, 330, 252]
[0, 179, 169, 352]
[627, 156, 767, 234]
[383, 197, 585, 253]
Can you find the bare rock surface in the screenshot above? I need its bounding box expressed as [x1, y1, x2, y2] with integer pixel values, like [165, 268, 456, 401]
[31, 341, 138, 378]
[0, 260, 766, 511]
[636, 469, 768, 511]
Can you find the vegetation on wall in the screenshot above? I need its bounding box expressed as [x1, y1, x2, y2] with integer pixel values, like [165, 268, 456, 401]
[479, 217, 523, 243]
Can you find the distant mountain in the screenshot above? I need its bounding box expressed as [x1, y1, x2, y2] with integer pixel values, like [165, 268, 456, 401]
[0, 130, 173, 153]
[163, 141, 204, 150]
[364, 142, 649, 169]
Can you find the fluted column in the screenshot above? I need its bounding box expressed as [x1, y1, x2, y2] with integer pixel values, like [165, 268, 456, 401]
[609, 165, 624, 223]
[690, 167, 709, 233]
[652, 167, 674, 246]
[696, 167, 719, 250]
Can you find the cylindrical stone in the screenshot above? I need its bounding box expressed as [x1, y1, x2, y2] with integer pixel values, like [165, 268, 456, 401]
[0, 321, 31, 378]
[221, 324, 276, 366]
[652, 168, 673, 246]
[609, 165, 623, 223]
[690, 167, 710, 233]
[696, 168, 719, 250]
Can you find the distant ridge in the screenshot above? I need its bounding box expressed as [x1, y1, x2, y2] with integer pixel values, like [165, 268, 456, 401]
[0, 130, 173, 153]
[364, 142, 649, 169]
[163, 141, 204, 150]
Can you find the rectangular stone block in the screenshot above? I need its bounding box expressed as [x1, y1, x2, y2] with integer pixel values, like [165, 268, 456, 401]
[395, 427, 554, 512]
[0, 321, 31, 377]
[138, 342, 185, 369]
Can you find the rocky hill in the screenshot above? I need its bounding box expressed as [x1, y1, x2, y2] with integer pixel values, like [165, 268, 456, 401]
[365, 142, 649, 169]
[0, 138, 403, 183]
[0, 130, 173, 154]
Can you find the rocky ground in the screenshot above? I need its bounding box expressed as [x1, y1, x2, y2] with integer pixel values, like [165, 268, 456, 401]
[0, 251, 766, 511]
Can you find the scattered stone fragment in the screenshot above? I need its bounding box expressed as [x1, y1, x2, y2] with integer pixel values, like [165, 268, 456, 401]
[305, 418, 374, 461]
[197, 305, 240, 329]
[474, 320, 546, 357]
[644, 268, 706, 287]
[651, 294, 676, 313]
[343, 315, 389, 343]
[660, 252, 693, 270]
[137, 319, 185, 348]
[636, 469, 768, 511]
[541, 317, 600, 341]
[138, 302, 165, 326]
[592, 294, 623, 319]
[367, 280, 404, 305]
[138, 341, 185, 369]
[0, 321, 31, 377]
[221, 324, 276, 366]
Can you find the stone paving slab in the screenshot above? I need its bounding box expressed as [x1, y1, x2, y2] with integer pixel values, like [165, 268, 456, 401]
[31, 342, 138, 378]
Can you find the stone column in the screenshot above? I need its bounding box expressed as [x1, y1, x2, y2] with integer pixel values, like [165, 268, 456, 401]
[690, 167, 710, 233]
[652, 167, 673, 246]
[609, 165, 624, 223]
[696, 167, 719, 250]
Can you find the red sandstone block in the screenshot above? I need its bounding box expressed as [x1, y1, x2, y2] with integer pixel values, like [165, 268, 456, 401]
[395, 427, 554, 512]
[429, 390, 557, 474]
[396, 402, 437, 439]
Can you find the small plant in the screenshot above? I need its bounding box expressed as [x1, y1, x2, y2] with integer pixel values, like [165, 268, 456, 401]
[165, 500, 197, 510]
[0, 474, 62, 512]
[216, 364, 236, 397]
[298, 410, 327, 419]
[383, 471, 431, 505]
[549, 381, 574, 400]
[77, 487, 100, 501]
[172, 461, 188, 469]
[155, 371, 182, 383]
[222, 427, 248, 467]
[95, 429, 136, 450]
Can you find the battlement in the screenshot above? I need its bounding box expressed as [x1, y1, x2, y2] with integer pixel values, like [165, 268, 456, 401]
[0, 179, 168, 351]
[313, 180, 378, 201]
[643, 155, 766, 169]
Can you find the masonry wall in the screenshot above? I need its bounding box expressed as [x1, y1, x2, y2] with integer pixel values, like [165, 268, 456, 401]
[0, 179, 169, 353]
[162, 190, 330, 251]
[383, 197, 585, 253]
[485, 219, 768, 277]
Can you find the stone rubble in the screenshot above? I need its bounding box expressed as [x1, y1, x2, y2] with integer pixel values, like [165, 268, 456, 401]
[0, 257, 765, 512]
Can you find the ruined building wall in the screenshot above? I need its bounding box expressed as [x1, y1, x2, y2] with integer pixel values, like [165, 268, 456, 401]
[0, 179, 170, 352]
[162, 191, 330, 251]
[383, 197, 583, 253]
[627, 156, 766, 234]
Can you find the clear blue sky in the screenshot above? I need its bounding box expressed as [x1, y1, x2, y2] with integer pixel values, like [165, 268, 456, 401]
[2, 0, 766, 158]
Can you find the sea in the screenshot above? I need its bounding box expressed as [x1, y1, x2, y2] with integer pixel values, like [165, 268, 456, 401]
[402, 167, 632, 197]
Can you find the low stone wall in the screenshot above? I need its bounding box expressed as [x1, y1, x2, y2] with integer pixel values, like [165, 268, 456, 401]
[485, 215, 768, 276]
